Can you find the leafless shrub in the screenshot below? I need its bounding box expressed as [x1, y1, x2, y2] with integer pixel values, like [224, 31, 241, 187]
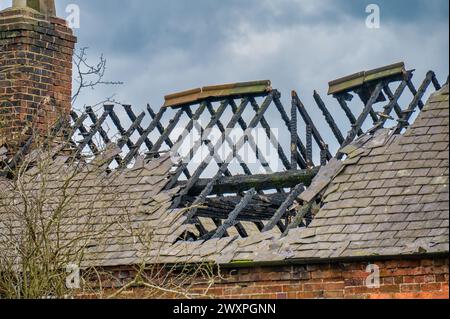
[0, 127, 220, 299]
[72, 47, 123, 110]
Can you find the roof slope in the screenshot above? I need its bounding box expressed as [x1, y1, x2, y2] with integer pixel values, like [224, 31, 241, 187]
[289, 84, 449, 260]
[0, 151, 189, 268]
[1, 85, 448, 267]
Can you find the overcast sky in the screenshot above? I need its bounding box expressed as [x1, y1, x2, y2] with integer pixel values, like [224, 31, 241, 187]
[67, 0, 450, 168]
[51, 0, 449, 107]
[1, 0, 448, 171]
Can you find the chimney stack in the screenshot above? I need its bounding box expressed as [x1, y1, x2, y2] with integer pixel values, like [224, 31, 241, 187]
[0, 0, 76, 149]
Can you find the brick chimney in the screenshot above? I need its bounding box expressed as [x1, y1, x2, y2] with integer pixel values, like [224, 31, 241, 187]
[0, 0, 76, 149]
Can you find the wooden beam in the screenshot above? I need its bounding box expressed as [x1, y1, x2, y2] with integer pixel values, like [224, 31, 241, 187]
[122, 105, 154, 151]
[74, 106, 113, 157]
[335, 94, 364, 136]
[395, 71, 434, 134]
[205, 101, 252, 176]
[262, 183, 305, 232]
[182, 92, 279, 223]
[292, 92, 333, 160]
[367, 74, 410, 135]
[176, 168, 319, 196]
[290, 92, 298, 170]
[230, 99, 272, 174]
[120, 107, 166, 167]
[273, 95, 308, 168]
[183, 192, 288, 221]
[210, 189, 257, 240]
[249, 98, 291, 171]
[86, 106, 122, 166]
[70, 111, 99, 156]
[283, 201, 314, 236]
[165, 99, 230, 190]
[174, 98, 249, 208]
[338, 82, 385, 159]
[313, 91, 345, 145]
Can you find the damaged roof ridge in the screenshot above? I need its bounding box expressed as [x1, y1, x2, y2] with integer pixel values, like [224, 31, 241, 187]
[163, 80, 272, 108]
[328, 61, 406, 95]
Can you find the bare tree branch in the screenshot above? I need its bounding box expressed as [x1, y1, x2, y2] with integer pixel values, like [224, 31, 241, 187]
[72, 47, 123, 111]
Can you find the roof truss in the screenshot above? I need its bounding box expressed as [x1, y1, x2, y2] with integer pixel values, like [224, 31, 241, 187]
[1, 64, 445, 242]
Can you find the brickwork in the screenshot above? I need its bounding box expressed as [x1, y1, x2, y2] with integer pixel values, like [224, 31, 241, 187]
[0, 8, 76, 147]
[100, 257, 449, 299]
[188, 257, 449, 299]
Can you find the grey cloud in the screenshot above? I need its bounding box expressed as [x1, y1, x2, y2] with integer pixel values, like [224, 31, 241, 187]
[55, 0, 448, 157]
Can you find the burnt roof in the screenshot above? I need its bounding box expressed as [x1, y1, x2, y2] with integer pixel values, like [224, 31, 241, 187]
[1, 84, 447, 267]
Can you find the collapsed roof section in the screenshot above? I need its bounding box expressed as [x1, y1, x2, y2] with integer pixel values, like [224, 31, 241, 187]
[0, 63, 448, 267]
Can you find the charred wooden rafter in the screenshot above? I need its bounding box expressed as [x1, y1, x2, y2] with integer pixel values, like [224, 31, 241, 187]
[367, 74, 411, 134]
[274, 95, 307, 169]
[182, 92, 277, 222]
[249, 98, 291, 171]
[209, 188, 257, 240]
[177, 168, 319, 196]
[313, 91, 345, 145]
[185, 104, 234, 178]
[148, 107, 184, 156]
[292, 91, 333, 160]
[395, 71, 435, 134]
[75, 105, 113, 157]
[290, 93, 299, 170]
[205, 101, 252, 177]
[335, 94, 365, 137]
[262, 183, 305, 232]
[86, 106, 122, 165]
[2, 68, 445, 242]
[337, 82, 385, 159]
[165, 99, 231, 190]
[184, 192, 287, 221]
[229, 99, 272, 173]
[120, 107, 167, 167]
[70, 111, 100, 155]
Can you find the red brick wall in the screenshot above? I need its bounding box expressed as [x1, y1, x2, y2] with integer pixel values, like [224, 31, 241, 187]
[93, 256, 448, 299]
[0, 8, 76, 147]
[186, 257, 449, 299]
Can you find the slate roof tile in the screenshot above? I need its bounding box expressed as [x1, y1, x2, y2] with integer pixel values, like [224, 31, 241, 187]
[355, 207, 375, 215]
[268, 85, 450, 262]
[340, 208, 358, 216]
[355, 215, 376, 224]
[2, 83, 448, 268]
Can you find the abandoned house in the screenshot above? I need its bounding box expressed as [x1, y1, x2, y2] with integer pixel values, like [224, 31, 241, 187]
[0, 1, 448, 299]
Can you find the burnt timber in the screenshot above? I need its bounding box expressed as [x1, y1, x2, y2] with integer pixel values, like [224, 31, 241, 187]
[176, 168, 319, 196]
[184, 192, 287, 222]
[1, 62, 446, 240]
